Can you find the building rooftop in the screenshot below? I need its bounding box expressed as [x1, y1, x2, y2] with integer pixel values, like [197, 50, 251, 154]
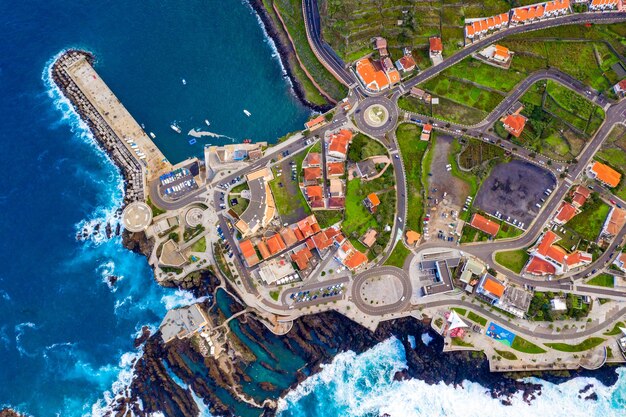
[555, 202, 578, 223]
[303, 167, 322, 182]
[526, 256, 556, 275]
[502, 114, 527, 137]
[160, 304, 208, 343]
[304, 152, 321, 167]
[470, 213, 500, 236]
[328, 129, 353, 158]
[327, 162, 345, 176]
[603, 207, 626, 236]
[591, 161, 621, 188]
[239, 239, 260, 267]
[429, 37, 443, 52]
[355, 58, 390, 92]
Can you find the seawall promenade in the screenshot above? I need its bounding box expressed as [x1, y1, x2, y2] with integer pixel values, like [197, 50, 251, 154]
[51, 50, 172, 205]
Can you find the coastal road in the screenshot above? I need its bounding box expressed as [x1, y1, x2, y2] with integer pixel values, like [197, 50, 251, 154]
[302, 0, 355, 86]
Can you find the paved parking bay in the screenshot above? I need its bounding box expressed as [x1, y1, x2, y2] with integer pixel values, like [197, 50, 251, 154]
[281, 276, 349, 308]
[473, 160, 556, 228]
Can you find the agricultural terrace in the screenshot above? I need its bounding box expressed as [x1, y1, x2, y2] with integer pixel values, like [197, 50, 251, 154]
[264, 0, 347, 104]
[320, 0, 518, 63]
[396, 123, 429, 234]
[596, 124, 626, 200]
[498, 80, 604, 161]
[501, 23, 626, 95]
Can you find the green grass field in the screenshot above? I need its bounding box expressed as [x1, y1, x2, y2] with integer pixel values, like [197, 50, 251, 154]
[495, 249, 530, 274]
[545, 338, 605, 352]
[384, 241, 411, 269]
[586, 273, 615, 288]
[191, 237, 206, 253]
[314, 210, 343, 228]
[511, 336, 546, 354]
[467, 311, 488, 326]
[604, 321, 625, 336]
[566, 198, 610, 241]
[494, 349, 518, 360]
[396, 123, 429, 233]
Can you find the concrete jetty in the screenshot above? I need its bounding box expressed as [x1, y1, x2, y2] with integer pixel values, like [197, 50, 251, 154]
[52, 50, 172, 204]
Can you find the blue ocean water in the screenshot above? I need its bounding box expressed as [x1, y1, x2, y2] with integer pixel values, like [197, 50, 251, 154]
[0, 1, 308, 416]
[2, 1, 625, 417]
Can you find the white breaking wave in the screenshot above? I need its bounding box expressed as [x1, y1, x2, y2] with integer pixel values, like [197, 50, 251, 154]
[89, 350, 143, 417]
[42, 50, 125, 247]
[14, 322, 38, 358]
[421, 332, 433, 346]
[97, 260, 124, 292]
[190, 388, 215, 417]
[161, 289, 208, 310]
[278, 337, 626, 417]
[187, 128, 236, 141]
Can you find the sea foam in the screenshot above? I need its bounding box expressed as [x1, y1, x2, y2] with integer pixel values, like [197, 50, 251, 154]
[278, 337, 626, 417]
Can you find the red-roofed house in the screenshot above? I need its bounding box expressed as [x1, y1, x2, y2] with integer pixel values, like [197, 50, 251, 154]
[502, 114, 527, 137]
[614, 79, 626, 97]
[291, 247, 314, 270]
[280, 227, 299, 247]
[256, 241, 271, 260]
[476, 274, 506, 304]
[421, 124, 432, 141]
[305, 115, 326, 131]
[355, 58, 390, 92]
[601, 207, 626, 238]
[304, 152, 321, 167]
[590, 0, 624, 12]
[571, 185, 591, 208]
[363, 193, 381, 213]
[395, 55, 416, 73]
[328, 129, 353, 159]
[305, 185, 324, 205]
[327, 162, 345, 177]
[265, 233, 287, 256]
[527, 231, 592, 275]
[327, 197, 345, 209]
[296, 215, 321, 239]
[469, 213, 500, 236]
[303, 167, 322, 185]
[554, 202, 578, 225]
[239, 239, 259, 267]
[613, 252, 626, 273]
[429, 37, 443, 64]
[589, 161, 621, 188]
[335, 240, 368, 271]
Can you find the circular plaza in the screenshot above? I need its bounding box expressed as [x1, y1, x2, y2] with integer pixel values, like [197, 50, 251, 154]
[122, 202, 153, 232]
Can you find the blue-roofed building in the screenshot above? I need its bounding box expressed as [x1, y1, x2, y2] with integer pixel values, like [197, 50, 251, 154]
[233, 149, 248, 161]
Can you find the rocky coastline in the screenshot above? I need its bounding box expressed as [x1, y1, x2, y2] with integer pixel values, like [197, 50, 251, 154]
[107, 287, 621, 417]
[246, 0, 333, 113]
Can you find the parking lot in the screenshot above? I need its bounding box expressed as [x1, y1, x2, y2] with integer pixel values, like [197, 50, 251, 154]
[473, 160, 556, 228]
[273, 156, 308, 225]
[282, 276, 349, 307]
[159, 167, 198, 200]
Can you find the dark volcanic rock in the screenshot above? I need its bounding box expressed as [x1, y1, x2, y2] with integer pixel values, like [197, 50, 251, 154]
[134, 326, 152, 348]
[0, 409, 27, 417]
[121, 230, 154, 259]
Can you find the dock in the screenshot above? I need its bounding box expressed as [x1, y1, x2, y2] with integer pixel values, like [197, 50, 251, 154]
[52, 50, 172, 204]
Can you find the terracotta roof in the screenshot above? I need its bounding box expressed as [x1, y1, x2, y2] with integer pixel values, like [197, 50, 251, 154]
[493, 45, 510, 61]
[482, 276, 505, 297]
[526, 256, 556, 275]
[572, 185, 591, 207]
[305, 115, 325, 129]
[239, 239, 259, 266]
[423, 124, 432, 133]
[406, 230, 421, 245]
[387, 69, 401, 84]
[555, 202, 577, 223]
[470, 213, 500, 236]
[310, 228, 338, 251]
[536, 231, 558, 257]
[328, 129, 353, 157]
[565, 251, 592, 267]
[291, 247, 313, 270]
[356, 58, 390, 91]
[429, 37, 442, 52]
[294, 228, 304, 241]
[361, 229, 377, 247]
[266, 233, 287, 255]
[591, 161, 621, 187]
[375, 37, 387, 49]
[398, 55, 416, 71]
[502, 114, 527, 137]
[327, 162, 345, 176]
[616, 79, 626, 91]
[465, 25, 475, 37]
[256, 241, 271, 259]
[296, 215, 320, 238]
[303, 167, 322, 182]
[304, 152, 321, 166]
[344, 250, 368, 270]
[367, 193, 381, 207]
[604, 207, 626, 236]
[306, 185, 324, 200]
[310, 199, 325, 208]
[280, 227, 299, 247]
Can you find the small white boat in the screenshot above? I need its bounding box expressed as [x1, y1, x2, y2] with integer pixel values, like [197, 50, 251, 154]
[243, 109, 251, 117]
[204, 119, 211, 127]
[182, 78, 187, 85]
[170, 124, 182, 134]
[149, 132, 156, 139]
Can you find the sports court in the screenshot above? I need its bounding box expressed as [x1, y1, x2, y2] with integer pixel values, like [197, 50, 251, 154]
[485, 322, 515, 346]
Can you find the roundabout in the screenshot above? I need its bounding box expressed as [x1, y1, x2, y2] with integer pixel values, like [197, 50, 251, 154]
[352, 266, 412, 315]
[354, 96, 398, 137]
[122, 202, 152, 232]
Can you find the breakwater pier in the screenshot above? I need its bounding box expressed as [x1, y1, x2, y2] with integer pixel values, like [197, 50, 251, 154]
[51, 50, 172, 204]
